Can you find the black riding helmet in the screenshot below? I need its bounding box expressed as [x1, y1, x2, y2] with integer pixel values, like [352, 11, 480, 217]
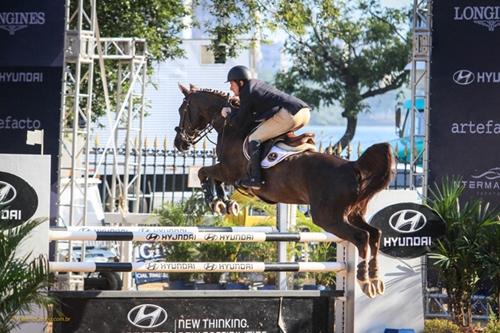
[226, 65, 251, 82]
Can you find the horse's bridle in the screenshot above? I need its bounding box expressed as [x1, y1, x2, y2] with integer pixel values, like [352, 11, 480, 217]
[174, 94, 215, 146]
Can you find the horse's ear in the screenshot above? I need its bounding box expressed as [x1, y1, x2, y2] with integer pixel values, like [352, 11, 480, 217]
[178, 83, 189, 97]
[189, 83, 199, 91]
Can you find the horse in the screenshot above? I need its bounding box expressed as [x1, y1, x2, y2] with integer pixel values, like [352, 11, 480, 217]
[174, 84, 395, 298]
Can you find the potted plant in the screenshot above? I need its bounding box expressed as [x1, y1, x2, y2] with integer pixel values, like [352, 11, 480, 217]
[427, 178, 500, 328]
[0, 219, 55, 332]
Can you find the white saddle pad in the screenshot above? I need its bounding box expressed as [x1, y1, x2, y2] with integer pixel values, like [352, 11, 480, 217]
[261, 145, 305, 169]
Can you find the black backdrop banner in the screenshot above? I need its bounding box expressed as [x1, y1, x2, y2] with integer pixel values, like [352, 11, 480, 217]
[0, 0, 65, 67]
[429, 1, 500, 205]
[0, 0, 65, 221]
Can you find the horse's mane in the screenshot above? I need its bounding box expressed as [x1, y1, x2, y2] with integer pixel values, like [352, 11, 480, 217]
[193, 88, 229, 99]
[192, 87, 240, 107]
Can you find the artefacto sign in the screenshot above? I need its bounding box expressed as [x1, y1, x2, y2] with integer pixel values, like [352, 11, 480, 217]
[0, 171, 38, 227]
[370, 203, 446, 259]
[127, 304, 167, 329]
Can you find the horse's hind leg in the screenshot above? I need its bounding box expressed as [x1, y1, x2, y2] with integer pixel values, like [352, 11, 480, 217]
[311, 204, 376, 298]
[348, 212, 384, 295]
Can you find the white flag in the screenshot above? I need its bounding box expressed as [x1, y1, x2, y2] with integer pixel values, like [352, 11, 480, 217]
[26, 129, 44, 145]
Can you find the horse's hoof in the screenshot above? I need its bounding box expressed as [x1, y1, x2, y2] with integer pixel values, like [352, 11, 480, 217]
[211, 199, 227, 215]
[358, 279, 377, 298]
[225, 200, 240, 215]
[370, 279, 385, 295]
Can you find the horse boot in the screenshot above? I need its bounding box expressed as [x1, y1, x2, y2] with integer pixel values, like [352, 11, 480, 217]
[239, 140, 265, 190]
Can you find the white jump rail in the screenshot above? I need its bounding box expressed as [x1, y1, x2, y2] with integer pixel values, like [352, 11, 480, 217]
[49, 261, 346, 273]
[59, 226, 278, 233]
[49, 229, 343, 243]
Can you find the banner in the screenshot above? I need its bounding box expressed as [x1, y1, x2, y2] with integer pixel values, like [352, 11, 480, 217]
[0, 0, 65, 221]
[53, 293, 334, 333]
[0, 1, 65, 67]
[429, 1, 500, 205]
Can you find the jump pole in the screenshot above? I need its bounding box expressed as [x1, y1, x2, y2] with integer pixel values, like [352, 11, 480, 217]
[49, 261, 346, 273]
[49, 230, 343, 243]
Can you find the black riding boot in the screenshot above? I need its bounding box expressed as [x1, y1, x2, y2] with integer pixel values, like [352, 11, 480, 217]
[240, 140, 264, 190]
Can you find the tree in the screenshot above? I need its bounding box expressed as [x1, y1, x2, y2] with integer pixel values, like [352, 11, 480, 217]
[66, 0, 190, 123]
[96, 1, 189, 62]
[207, 0, 411, 149]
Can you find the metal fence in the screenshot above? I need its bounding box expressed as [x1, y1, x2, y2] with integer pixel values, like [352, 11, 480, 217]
[89, 141, 417, 213]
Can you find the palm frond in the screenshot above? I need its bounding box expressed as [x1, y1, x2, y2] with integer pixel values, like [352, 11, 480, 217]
[0, 219, 55, 332]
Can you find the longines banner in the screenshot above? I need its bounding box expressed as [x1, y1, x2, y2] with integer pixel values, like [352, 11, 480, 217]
[429, 1, 500, 205]
[0, 0, 65, 66]
[0, 0, 65, 221]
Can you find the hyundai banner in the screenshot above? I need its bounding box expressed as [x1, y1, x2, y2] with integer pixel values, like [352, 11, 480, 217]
[52, 293, 335, 333]
[369, 202, 446, 258]
[0, 0, 65, 221]
[429, 1, 500, 205]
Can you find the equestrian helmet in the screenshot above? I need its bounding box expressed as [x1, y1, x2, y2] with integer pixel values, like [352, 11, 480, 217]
[226, 65, 251, 82]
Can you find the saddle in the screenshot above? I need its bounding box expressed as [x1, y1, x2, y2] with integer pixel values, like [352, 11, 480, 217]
[243, 132, 317, 169]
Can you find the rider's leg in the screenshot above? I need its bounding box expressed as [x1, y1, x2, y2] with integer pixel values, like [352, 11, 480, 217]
[249, 107, 311, 142]
[239, 108, 311, 189]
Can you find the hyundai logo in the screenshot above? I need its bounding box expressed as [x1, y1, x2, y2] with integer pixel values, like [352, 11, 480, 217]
[453, 70, 475, 85]
[204, 233, 217, 241]
[0, 181, 16, 205]
[204, 263, 217, 271]
[146, 262, 157, 270]
[127, 304, 167, 329]
[389, 209, 427, 233]
[146, 233, 160, 241]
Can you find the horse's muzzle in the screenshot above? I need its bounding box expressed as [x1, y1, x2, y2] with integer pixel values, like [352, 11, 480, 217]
[174, 134, 189, 152]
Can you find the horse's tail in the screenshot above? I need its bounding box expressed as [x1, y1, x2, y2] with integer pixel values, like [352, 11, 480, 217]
[354, 142, 395, 204]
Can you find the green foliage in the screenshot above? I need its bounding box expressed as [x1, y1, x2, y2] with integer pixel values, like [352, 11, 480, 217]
[96, 1, 189, 62]
[424, 319, 461, 333]
[427, 178, 500, 327]
[0, 219, 54, 332]
[207, 0, 411, 148]
[154, 192, 339, 288]
[274, 0, 410, 148]
[156, 192, 212, 281]
[66, 0, 190, 124]
[483, 313, 500, 333]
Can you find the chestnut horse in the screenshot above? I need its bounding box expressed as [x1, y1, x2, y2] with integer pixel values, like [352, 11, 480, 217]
[174, 84, 395, 297]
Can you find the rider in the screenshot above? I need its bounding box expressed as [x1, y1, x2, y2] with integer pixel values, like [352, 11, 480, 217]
[222, 65, 311, 190]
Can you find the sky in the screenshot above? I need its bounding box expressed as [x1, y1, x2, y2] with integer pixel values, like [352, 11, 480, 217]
[380, 0, 410, 8]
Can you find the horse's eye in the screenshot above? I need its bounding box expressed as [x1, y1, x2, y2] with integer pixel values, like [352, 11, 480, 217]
[174, 126, 180, 132]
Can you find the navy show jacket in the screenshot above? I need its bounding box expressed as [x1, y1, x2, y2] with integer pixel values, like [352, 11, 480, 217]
[230, 79, 309, 123]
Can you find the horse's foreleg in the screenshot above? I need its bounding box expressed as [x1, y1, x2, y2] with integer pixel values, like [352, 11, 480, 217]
[349, 213, 384, 296]
[214, 180, 240, 215]
[199, 165, 230, 214]
[201, 178, 216, 205]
